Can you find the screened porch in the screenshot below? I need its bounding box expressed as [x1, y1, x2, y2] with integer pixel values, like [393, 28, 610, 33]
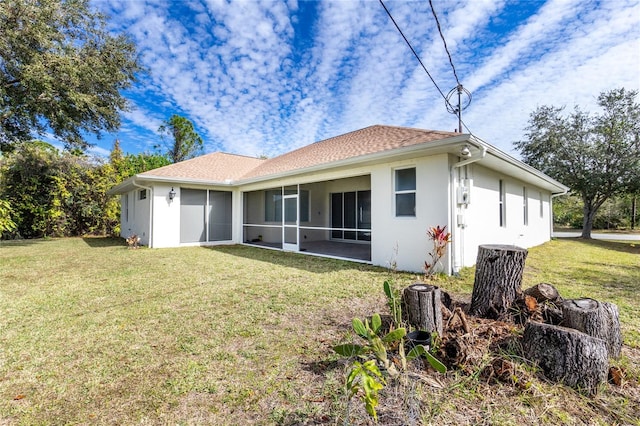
[242, 175, 372, 262]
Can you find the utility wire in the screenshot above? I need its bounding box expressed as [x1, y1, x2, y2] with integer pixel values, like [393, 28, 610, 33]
[379, 0, 474, 135]
[378, 0, 448, 103]
[429, 0, 460, 86]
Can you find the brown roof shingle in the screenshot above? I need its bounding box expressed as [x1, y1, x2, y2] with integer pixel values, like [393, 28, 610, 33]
[139, 152, 265, 182]
[139, 125, 459, 183]
[240, 125, 458, 180]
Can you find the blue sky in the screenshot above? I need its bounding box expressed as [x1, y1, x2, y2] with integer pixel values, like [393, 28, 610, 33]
[79, 0, 640, 159]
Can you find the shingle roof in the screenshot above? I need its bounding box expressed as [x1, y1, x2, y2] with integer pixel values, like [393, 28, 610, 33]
[139, 152, 265, 182]
[241, 125, 458, 180]
[139, 125, 458, 183]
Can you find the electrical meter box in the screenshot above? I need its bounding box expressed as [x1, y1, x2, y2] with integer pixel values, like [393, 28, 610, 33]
[457, 179, 472, 205]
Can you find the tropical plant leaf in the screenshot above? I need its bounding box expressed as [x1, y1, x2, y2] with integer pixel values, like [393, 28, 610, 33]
[360, 360, 383, 422]
[333, 344, 365, 357]
[425, 351, 447, 374]
[352, 318, 368, 339]
[371, 313, 382, 334]
[362, 359, 385, 381]
[406, 344, 427, 361]
[382, 327, 406, 343]
[383, 280, 393, 300]
[370, 337, 387, 362]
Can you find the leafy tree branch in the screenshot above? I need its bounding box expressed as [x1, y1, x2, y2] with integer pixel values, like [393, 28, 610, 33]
[515, 88, 639, 238]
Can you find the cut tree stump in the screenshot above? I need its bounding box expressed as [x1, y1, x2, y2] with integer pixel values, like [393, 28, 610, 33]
[561, 298, 622, 359]
[470, 245, 528, 319]
[523, 321, 608, 394]
[523, 283, 561, 302]
[402, 283, 443, 335]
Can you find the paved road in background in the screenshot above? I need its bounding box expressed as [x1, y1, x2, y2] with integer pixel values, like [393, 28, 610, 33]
[553, 232, 640, 241]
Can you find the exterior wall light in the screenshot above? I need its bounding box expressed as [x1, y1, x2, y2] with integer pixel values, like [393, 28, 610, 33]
[460, 145, 472, 158]
[168, 187, 176, 201]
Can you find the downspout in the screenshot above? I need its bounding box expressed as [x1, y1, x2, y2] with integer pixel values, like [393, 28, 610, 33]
[449, 140, 487, 274]
[131, 178, 154, 248]
[550, 189, 569, 239]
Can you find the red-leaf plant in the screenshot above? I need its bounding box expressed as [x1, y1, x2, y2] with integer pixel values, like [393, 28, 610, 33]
[424, 225, 452, 277]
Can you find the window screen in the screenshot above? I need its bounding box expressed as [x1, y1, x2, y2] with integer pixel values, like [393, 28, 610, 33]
[395, 168, 416, 217]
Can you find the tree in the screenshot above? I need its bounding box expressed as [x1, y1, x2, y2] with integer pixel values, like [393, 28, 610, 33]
[0, 0, 142, 153]
[121, 152, 171, 176]
[1, 142, 113, 238]
[0, 142, 67, 237]
[0, 199, 17, 236]
[554, 193, 638, 230]
[515, 88, 640, 238]
[109, 140, 171, 179]
[157, 115, 203, 163]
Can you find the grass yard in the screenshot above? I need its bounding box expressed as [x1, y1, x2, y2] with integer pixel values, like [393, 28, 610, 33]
[0, 237, 638, 425]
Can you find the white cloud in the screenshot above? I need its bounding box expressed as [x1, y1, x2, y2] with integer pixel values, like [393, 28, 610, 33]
[464, 0, 640, 154]
[90, 0, 640, 159]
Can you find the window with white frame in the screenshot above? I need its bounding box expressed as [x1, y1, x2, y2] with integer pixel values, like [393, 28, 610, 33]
[539, 191, 544, 218]
[499, 179, 506, 227]
[395, 167, 416, 217]
[523, 186, 528, 226]
[123, 194, 129, 222]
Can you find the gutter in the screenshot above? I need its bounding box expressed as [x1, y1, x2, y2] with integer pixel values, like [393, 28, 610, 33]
[130, 178, 154, 248]
[449, 137, 487, 274]
[452, 139, 487, 169]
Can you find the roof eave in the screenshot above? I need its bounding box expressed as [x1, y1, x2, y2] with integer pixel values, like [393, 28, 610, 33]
[107, 176, 136, 195]
[474, 137, 569, 194]
[107, 131, 568, 196]
[107, 175, 235, 195]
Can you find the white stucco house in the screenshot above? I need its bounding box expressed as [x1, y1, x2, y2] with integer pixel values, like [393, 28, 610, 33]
[108, 125, 568, 274]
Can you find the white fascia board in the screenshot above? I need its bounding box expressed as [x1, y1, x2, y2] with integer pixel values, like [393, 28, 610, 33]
[108, 175, 234, 195]
[106, 176, 136, 195]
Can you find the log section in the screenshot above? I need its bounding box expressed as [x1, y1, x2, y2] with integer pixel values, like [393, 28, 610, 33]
[402, 283, 443, 335]
[523, 283, 561, 302]
[470, 245, 528, 319]
[561, 298, 622, 359]
[523, 321, 608, 394]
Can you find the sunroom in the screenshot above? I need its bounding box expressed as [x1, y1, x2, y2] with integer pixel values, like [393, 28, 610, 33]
[242, 175, 372, 262]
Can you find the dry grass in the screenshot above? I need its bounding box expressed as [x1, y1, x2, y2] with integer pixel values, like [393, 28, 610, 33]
[0, 237, 638, 425]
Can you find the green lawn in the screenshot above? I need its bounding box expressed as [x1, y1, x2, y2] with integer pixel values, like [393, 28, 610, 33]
[0, 237, 638, 425]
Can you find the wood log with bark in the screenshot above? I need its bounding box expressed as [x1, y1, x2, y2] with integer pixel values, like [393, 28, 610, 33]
[513, 283, 564, 325]
[523, 321, 608, 394]
[470, 245, 528, 319]
[402, 283, 443, 335]
[561, 298, 622, 359]
[523, 283, 561, 302]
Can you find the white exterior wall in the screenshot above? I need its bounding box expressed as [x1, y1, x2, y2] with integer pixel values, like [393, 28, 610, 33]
[115, 151, 558, 274]
[454, 163, 552, 269]
[151, 184, 180, 248]
[371, 154, 450, 273]
[152, 184, 240, 248]
[119, 189, 151, 245]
